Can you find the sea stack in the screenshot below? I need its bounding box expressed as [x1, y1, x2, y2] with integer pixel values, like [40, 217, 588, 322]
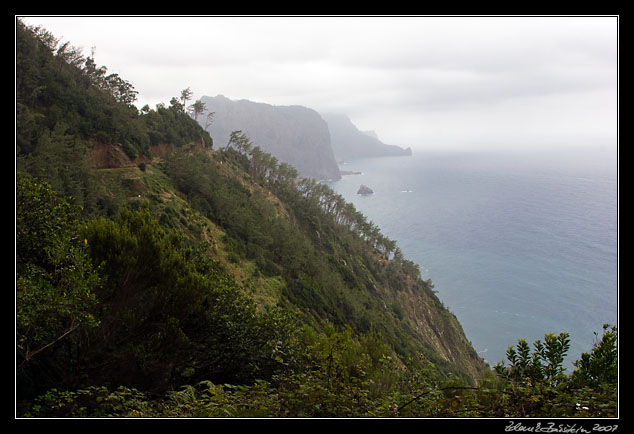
[357, 184, 374, 195]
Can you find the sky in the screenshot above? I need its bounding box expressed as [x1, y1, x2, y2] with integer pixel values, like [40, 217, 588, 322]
[18, 15, 618, 151]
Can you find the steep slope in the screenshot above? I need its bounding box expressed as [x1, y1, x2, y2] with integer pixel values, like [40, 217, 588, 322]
[198, 95, 341, 180]
[84, 142, 487, 382]
[321, 112, 412, 161]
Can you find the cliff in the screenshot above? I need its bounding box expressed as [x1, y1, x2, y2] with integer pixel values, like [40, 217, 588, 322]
[198, 95, 341, 180]
[321, 112, 412, 161]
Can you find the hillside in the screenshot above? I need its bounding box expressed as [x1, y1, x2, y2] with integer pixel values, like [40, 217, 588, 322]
[16, 17, 486, 404]
[17, 20, 617, 419]
[198, 95, 341, 180]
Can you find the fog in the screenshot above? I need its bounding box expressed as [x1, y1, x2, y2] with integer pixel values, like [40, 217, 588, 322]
[18, 15, 618, 151]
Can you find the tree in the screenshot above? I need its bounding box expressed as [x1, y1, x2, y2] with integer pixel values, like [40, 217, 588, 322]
[169, 97, 184, 112]
[489, 329, 616, 417]
[16, 173, 100, 372]
[495, 332, 570, 386]
[102, 72, 138, 106]
[189, 99, 206, 121]
[571, 324, 617, 387]
[81, 54, 138, 107]
[226, 130, 253, 154]
[204, 111, 215, 130]
[180, 87, 193, 112]
[55, 40, 85, 68]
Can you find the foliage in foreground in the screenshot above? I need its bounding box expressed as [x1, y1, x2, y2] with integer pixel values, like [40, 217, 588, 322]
[17, 173, 301, 405]
[22, 323, 617, 418]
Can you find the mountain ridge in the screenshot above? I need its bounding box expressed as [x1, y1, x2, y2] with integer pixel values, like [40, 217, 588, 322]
[196, 95, 413, 179]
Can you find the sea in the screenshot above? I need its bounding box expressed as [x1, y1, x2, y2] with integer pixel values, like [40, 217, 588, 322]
[326, 145, 618, 369]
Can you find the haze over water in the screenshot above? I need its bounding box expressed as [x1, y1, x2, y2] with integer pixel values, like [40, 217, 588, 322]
[328, 145, 618, 369]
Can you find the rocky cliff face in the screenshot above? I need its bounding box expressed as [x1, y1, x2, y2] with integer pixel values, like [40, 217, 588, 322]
[198, 95, 341, 180]
[321, 113, 412, 161]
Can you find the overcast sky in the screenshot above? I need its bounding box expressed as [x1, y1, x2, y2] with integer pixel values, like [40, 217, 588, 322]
[18, 15, 618, 151]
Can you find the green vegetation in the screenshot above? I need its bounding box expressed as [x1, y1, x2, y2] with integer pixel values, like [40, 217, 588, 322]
[15, 19, 617, 418]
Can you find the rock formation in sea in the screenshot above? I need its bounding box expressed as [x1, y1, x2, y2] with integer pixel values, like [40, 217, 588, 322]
[357, 184, 374, 195]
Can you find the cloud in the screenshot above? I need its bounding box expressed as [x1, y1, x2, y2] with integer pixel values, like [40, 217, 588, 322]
[19, 15, 618, 150]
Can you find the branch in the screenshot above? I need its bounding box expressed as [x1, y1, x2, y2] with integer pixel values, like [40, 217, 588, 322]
[19, 320, 79, 368]
[396, 386, 480, 414]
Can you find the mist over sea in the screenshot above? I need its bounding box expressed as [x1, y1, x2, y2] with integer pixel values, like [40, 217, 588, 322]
[327, 145, 618, 369]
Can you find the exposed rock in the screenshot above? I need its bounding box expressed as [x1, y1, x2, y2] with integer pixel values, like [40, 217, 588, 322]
[90, 142, 134, 169]
[357, 184, 374, 195]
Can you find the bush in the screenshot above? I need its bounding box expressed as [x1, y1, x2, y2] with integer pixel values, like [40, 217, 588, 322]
[16, 173, 100, 397]
[25, 386, 153, 417]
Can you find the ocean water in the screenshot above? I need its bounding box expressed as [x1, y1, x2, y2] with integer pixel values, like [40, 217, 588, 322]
[327, 146, 618, 369]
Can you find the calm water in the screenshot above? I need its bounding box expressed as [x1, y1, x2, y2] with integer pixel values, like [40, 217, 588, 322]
[327, 146, 618, 368]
